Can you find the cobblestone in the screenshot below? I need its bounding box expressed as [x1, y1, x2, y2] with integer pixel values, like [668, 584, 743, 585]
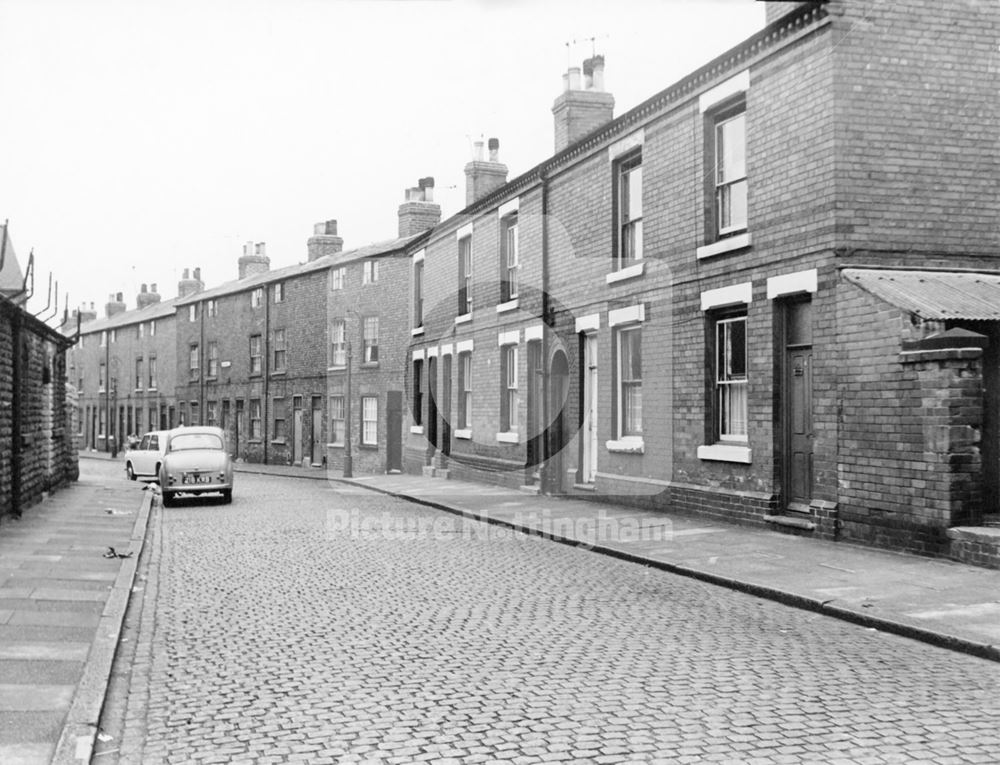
[101, 473, 1000, 763]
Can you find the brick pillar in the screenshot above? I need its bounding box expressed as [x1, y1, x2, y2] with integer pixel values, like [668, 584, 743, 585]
[901, 328, 987, 527]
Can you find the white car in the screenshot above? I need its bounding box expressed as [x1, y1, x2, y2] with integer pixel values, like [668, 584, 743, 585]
[158, 426, 234, 506]
[124, 430, 170, 482]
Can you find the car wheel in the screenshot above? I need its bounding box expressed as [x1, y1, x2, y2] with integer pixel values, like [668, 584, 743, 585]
[221, 489, 232, 504]
[126, 463, 136, 481]
[161, 491, 174, 507]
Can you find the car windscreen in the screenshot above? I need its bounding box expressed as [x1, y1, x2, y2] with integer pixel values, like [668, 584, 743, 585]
[169, 433, 224, 452]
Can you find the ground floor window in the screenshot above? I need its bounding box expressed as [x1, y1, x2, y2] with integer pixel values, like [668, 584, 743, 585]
[615, 326, 643, 437]
[458, 351, 472, 429]
[273, 397, 285, 441]
[500, 345, 517, 432]
[362, 396, 378, 445]
[714, 313, 748, 440]
[250, 399, 262, 440]
[330, 396, 345, 445]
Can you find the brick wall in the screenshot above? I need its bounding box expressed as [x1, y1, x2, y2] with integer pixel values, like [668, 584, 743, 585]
[0, 300, 77, 521]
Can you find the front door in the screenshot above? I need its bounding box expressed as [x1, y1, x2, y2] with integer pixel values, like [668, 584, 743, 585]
[426, 356, 438, 463]
[293, 407, 304, 464]
[311, 396, 323, 465]
[526, 340, 543, 484]
[581, 334, 598, 484]
[783, 299, 814, 511]
[234, 399, 244, 459]
[441, 355, 452, 457]
[386, 391, 403, 472]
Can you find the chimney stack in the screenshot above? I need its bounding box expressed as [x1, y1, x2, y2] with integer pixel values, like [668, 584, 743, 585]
[307, 220, 344, 261]
[238, 241, 270, 279]
[177, 267, 204, 298]
[398, 177, 442, 237]
[105, 292, 127, 318]
[76, 302, 98, 324]
[136, 282, 162, 309]
[552, 54, 615, 153]
[464, 137, 508, 206]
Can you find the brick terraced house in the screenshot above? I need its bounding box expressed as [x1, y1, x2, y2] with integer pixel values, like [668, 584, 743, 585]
[69, 281, 185, 453]
[403, 0, 1000, 562]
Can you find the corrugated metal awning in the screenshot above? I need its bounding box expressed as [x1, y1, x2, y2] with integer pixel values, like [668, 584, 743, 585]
[842, 269, 1000, 321]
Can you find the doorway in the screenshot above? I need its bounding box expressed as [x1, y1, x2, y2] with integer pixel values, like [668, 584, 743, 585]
[782, 299, 814, 511]
[293, 396, 304, 465]
[234, 399, 244, 459]
[311, 396, 323, 465]
[526, 341, 543, 484]
[427, 356, 438, 463]
[545, 350, 570, 494]
[441, 355, 452, 458]
[386, 391, 403, 472]
[580, 333, 598, 485]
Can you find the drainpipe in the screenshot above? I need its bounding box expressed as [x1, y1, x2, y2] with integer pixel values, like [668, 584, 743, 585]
[199, 299, 206, 424]
[263, 286, 270, 465]
[11, 308, 22, 517]
[540, 169, 552, 493]
[104, 331, 111, 453]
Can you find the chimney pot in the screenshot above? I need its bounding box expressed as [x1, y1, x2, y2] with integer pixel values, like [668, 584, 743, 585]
[255, 242, 266, 257]
[183, 268, 190, 279]
[141, 283, 147, 293]
[568, 66, 582, 90]
[473, 140, 484, 161]
[151, 283, 157, 293]
[116, 291, 123, 302]
[193, 267, 201, 282]
[488, 138, 500, 162]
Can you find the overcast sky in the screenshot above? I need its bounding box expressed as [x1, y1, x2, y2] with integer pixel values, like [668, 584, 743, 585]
[0, 0, 765, 318]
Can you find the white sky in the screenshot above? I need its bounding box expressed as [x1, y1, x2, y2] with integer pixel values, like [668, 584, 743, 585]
[0, 0, 765, 317]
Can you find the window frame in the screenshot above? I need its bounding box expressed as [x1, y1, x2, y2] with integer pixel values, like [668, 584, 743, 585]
[500, 344, 518, 434]
[331, 267, 345, 290]
[249, 334, 263, 376]
[250, 287, 263, 308]
[148, 356, 157, 390]
[713, 312, 749, 443]
[330, 320, 346, 367]
[362, 260, 379, 285]
[249, 398, 262, 440]
[412, 359, 423, 426]
[329, 395, 345, 446]
[458, 235, 472, 316]
[500, 213, 519, 302]
[413, 259, 424, 328]
[272, 397, 286, 442]
[458, 351, 472, 431]
[188, 343, 200, 381]
[362, 316, 379, 364]
[273, 282, 284, 303]
[273, 328, 287, 372]
[614, 150, 643, 270]
[615, 325, 643, 438]
[134, 358, 143, 391]
[361, 395, 378, 446]
[207, 341, 219, 378]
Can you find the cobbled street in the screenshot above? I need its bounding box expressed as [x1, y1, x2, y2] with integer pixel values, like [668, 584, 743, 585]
[97, 467, 1000, 764]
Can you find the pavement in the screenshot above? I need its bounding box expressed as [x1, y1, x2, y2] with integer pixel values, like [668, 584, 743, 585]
[5, 450, 998, 763]
[0, 467, 151, 765]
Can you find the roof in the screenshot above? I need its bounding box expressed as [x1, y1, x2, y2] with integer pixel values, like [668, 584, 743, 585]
[79, 295, 184, 335]
[0, 223, 25, 296]
[174, 233, 421, 306]
[842, 268, 1000, 321]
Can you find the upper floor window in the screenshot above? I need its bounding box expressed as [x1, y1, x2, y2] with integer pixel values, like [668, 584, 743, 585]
[363, 260, 379, 285]
[135, 358, 143, 390]
[501, 213, 519, 303]
[149, 319, 156, 337]
[189, 344, 200, 380]
[363, 317, 379, 364]
[148, 356, 157, 390]
[330, 320, 346, 367]
[714, 313, 748, 440]
[137, 323, 144, 339]
[99, 362, 106, 391]
[413, 259, 424, 328]
[331, 267, 345, 290]
[273, 282, 284, 303]
[458, 235, 472, 316]
[110, 329, 117, 343]
[207, 341, 219, 377]
[188, 304, 198, 322]
[615, 152, 643, 268]
[207, 299, 218, 317]
[273, 329, 287, 372]
[714, 109, 747, 237]
[100, 331, 107, 347]
[251, 287, 263, 308]
[249, 334, 263, 375]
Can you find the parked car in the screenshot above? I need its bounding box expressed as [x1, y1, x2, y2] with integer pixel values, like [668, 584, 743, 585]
[158, 426, 234, 506]
[124, 430, 171, 482]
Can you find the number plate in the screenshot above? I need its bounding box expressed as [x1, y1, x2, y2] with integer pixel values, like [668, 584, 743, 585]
[182, 473, 212, 485]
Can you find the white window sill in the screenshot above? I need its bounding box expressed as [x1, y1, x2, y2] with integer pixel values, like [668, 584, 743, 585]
[454, 429, 472, 440]
[409, 425, 424, 435]
[496, 431, 519, 444]
[605, 437, 645, 454]
[697, 443, 752, 463]
[411, 326, 425, 337]
[327, 365, 347, 372]
[455, 313, 473, 325]
[496, 299, 519, 314]
[605, 261, 644, 285]
[326, 442, 344, 449]
[696, 232, 752, 260]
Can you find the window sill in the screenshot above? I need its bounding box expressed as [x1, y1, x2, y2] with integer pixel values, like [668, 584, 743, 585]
[455, 313, 473, 325]
[205, 376, 218, 382]
[270, 439, 287, 445]
[410, 425, 424, 435]
[697, 443, 752, 463]
[248, 439, 263, 444]
[411, 326, 425, 337]
[496, 299, 519, 314]
[573, 482, 596, 492]
[496, 431, 519, 444]
[696, 232, 752, 260]
[327, 365, 346, 373]
[605, 261, 644, 284]
[326, 442, 345, 449]
[454, 428, 472, 440]
[249, 373, 262, 379]
[605, 437, 645, 454]
[360, 362, 379, 369]
[270, 371, 286, 377]
[359, 443, 378, 450]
